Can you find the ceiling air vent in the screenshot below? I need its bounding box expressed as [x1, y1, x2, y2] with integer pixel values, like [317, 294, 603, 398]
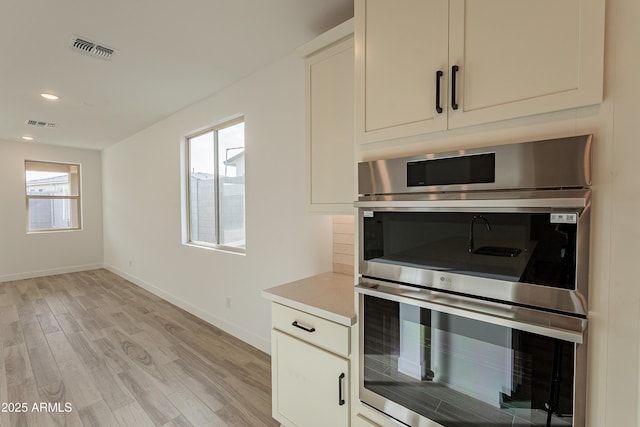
[72, 38, 94, 53]
[69, 36, 117, 60]
[25, 119, 56, 128]
[93, 44, 115, 59]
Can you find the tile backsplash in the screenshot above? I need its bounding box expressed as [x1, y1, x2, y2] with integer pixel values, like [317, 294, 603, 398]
[332, 215, 355, 276]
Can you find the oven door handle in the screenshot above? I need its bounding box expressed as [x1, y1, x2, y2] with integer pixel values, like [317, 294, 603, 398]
[354, 197, 588, 210]
[356, 283, 586, 344]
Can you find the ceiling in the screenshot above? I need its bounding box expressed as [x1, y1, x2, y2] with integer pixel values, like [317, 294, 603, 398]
[0, 0, 353, 150]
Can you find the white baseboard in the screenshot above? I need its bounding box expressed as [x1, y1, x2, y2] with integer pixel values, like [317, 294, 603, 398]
[103, 264, 271, 355]
[0, 263, 104, 283]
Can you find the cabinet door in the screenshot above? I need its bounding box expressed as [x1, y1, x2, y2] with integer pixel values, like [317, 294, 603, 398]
[355, 0, 449, 144]
[272, 330, 349, 427]
[448, 0, 605, 129]
[307, 37, 355, 212]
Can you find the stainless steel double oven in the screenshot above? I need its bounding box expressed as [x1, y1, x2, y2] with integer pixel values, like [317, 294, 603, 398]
[355, 135, 592, 427]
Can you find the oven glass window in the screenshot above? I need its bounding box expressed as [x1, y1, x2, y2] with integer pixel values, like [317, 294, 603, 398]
[363, 295, 576, 427]
[363, 212, 578, 289]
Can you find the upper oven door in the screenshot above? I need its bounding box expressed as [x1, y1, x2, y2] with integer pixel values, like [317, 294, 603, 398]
[356, 189, 591, 317]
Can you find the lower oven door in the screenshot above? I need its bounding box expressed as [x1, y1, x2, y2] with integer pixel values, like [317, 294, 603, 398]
[358, 283, 587, 427]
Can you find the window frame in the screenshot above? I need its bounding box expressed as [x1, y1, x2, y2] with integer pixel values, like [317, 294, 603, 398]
[25, 160, 82, 233]
[185, 116, 245, 254]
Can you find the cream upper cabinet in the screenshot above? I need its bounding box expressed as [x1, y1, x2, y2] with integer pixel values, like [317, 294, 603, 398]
[447, 0, 605, 129]
[301, 19, 355, 213]
[355, 0, 605, 144]
[355, 0, 449, 143]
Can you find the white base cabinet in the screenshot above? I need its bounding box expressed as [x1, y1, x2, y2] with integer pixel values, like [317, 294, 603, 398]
[270, 303, 351, 427]
[272, 330, 349, 427]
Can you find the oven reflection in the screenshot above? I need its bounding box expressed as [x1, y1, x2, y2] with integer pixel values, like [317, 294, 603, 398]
[362, 295, 575, 427]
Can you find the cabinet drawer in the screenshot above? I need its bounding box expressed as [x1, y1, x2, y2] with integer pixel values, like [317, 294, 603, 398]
[272, 303, 350, 357]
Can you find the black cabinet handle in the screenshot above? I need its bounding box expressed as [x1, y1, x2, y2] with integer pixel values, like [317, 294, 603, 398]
[291, 321, 316, 333]
[451, 65, 459, 110]
[338, 373, 346, 406]
[435, 70, 443, 114]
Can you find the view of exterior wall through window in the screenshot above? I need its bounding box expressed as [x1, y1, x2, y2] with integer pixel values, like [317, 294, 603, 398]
[186, 117, 245, 252]
[25, 160, 81, 232]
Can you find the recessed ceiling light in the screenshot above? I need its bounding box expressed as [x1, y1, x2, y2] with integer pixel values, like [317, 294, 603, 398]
[22, 136, 35, 141]
[40, 93, 60, 101]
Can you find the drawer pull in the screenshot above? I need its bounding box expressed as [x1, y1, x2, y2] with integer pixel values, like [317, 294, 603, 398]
[291, 321, 316, 333]
[338, 373, 346, 406]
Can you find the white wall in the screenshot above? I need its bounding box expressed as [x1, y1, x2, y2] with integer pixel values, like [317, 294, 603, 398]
[354, 0, 640, 425]
[608, 0, 640, 424]
[102, 52, 333, 353]
[0, 140, 103, 281]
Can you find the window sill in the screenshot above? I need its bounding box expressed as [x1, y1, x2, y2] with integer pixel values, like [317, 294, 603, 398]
[183, 242, 246, 256]
[27, 227, 82, 234]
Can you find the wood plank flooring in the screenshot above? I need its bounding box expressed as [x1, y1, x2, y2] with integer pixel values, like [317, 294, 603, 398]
[0, 269, 278, 427]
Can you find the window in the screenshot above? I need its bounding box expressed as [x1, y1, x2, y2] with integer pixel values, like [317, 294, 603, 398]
[186, 117, 245, 252]
[25, 161, 81, 232]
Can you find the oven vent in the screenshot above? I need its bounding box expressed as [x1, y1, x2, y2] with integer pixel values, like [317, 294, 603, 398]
[69, 36, 117, 60]
[25, 119, 56, 128]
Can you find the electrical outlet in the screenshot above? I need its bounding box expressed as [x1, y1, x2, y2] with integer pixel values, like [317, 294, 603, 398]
[225, 297, 232, 309]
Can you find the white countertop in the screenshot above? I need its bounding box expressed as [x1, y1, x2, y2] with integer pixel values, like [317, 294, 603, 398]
[261, 272, 357, 326]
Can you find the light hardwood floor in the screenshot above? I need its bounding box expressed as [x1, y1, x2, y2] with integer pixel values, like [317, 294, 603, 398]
[0, 269, 279, 427]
